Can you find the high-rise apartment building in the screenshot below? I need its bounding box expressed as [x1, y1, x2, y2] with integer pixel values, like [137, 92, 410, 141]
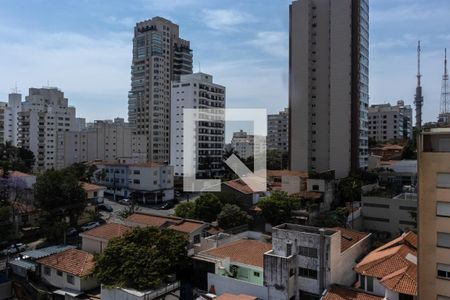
[368, 100, 413, 142]
[56, 118, 147, 169]
[231, 130, 266, 160]
[0, 92, 22, 145]
[18, 87, 77, 170]
[170, 73, 225, 178]
[289, 0, 369, 178]
[128, 17, 193, 163]
[267, 108, 289, 152]
[418, 128, 450, 299]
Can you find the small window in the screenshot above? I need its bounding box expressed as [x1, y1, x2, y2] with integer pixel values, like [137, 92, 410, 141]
[253, 271, 260, 277]
[367, 276, 374, 292]
[44, 266, 51, 276]
[286, 243, 292, 256]
[360, 274, 366, 289]
[193, 234, 200, 244]
[437, 202, 450, 217]
[437, 263, 450, 279]
[57, 270, 63, 277]
[67, 274, 75, 284]
[437, 232, 450, 248]
[312, 184, 319, 191]
[298, 246, 318, 258]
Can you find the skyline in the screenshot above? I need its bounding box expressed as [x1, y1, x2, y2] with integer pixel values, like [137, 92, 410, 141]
[1, 0, 450, 124]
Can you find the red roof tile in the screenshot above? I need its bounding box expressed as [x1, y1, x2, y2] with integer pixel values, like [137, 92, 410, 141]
[81, 182, 106, 192]
[215, 293, 257, 300]
[126, 213, 206, 234]
[323, 285, 383, 300]
[37, 249, 94, 277]
[202, 239, 271, 268]
[223, 180, 254, 194]
[331, 227, 370, 252]
[80, 223, 131, 241]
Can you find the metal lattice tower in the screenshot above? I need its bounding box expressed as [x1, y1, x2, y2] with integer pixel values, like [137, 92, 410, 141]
[415, 41, 423, 131]
[440, 48, 449, 116]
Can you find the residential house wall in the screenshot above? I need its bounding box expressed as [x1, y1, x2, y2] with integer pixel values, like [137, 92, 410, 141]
[40, 266, 97, 292]
[208, 273, 268, 300]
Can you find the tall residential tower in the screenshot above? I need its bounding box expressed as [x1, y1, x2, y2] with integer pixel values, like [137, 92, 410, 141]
[128, 17, 192, 163]
[289, 0, 369, 178]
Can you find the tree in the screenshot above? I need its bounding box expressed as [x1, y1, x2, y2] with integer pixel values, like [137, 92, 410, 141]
[338, 177, 362, 204]
[314, 207, 348, 228]
[193, 193, 223, 222]
[174, 201, 196, 219]
[402, 140, 417, 159]
[65, 163, 98, 182]
[34, 169, 87, 241]
[217, 204, 250, 230]
[0, 142, 35, 174]
[257, 191, 301, 226]
[266, 150, 289, 170]
[94, 227, 189, 290]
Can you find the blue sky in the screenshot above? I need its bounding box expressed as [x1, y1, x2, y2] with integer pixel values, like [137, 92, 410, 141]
[0, 0, 449, 124]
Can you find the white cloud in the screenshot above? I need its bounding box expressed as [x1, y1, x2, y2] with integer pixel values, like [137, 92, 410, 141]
[201, 9, 255, 31]
[248, 31, 288, 58]
[104, 16, 136, 27]
[371, 3, 450, 23]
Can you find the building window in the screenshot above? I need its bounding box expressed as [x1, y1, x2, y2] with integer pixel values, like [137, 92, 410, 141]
[253, 271, 260, 277]
[44, 266, 51, 276]
[363, 216, 389, 223]
[363, 203, 389, 208]
[437, 232, 450, 248]
[298, 246, 318, 258]
[193, 234, 200, 244]
[360, 275, 365, 289]
[67, 274, 75, 284]
[133, 170, 140, 175]
[437, 202, 450, 217]
[367, 276, 374, 292]
[298, 267, 317, 279]
[437, 173, 450, 188]
[286, 243, 292, 256]
[437, 263, 450, 279]
[57, 270, 63, 277]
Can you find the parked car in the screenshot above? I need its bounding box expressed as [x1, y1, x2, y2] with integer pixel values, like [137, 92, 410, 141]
[1, 243, 27, 256]
[160, 201, 174, 210]
[66, 227, 78, 237]
[119, 198, 130, 205]
[81, 221, 100, 231]
[98, 204, 113, 212]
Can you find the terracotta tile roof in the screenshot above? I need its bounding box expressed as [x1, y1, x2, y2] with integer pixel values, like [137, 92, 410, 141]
[9, 171, 33, 177]
[267, 170, 308, 178]
[323, 285, 383, 300]
[223, 180, 254, 194]
[202, 239, 271, 268]
[331, 227, 370, 252]
[37, 249, 94, 277]
[126, 213, 206, 234]
[81, 182, 106, 192]
[215, 293, 257, 300]
[355, 231, 417, 296]
[291, 191, 323, 200]
[80, 223, 131, 241]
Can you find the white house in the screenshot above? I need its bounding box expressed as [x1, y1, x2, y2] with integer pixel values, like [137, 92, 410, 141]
[80, 223, 131, 253]
[81, 182, 106, 204]
[37, 248, 98, 296]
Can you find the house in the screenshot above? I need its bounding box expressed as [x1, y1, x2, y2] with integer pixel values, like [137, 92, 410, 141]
[9, 171, 36, 189]
[93, 160, 174, 202]
[125, 212, 209, 247]
[193, 239, 272, 300]
[267, 170, 308, 195]
[221, 180, 268, 210]
[354, 231, 417, 300]
[321, 285, 383, 300]
[37, 248, 98, 296]
[80, 223, 132, 253]
[370, 144, 404, 160]
[214, 293, 258, 300]
[264, 224, 371, 300]
[81, 182, 106, 204]
[101, 282, 180, 300]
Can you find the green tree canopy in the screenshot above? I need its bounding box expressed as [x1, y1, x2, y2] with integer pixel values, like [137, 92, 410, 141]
[314, 207, 348, 228]
[338, 176, 362, 204]
[257, 191, 301, 226]
[0, 142, 35, 174]
[217, 204, 250, 230]
[192, 193, 223, 222]
[94, 227, 189, 290]
[174, 201, 196, 219]
[65, 163, 98, 182]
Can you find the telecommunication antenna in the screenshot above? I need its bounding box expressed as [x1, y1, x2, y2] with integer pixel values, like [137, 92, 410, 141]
[414, 41, 423, 131]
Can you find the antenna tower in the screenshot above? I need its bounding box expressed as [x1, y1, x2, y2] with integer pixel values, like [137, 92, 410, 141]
[438, 48, 450, 125]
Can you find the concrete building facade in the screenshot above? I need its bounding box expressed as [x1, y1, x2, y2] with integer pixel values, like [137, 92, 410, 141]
[170, 73, 225, 178]
[231, 130, 266, 160]
[0, 92, 22, 145]
[17, 87, 77, 170]
[368, 100, 413, 142]
[56, 118, 147, 169]
[263, 224, 370, 299]
[418, 128, 450, 299]
[267, 108, 289, 153]
[289, 0, 369, 178]
[128, 17, 193, 163]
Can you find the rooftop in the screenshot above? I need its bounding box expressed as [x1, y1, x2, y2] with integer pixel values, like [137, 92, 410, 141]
[202, 239, 272, 268]
[323, 285, 383, 300]
[215, 293, 257, 300]
[126, 212, 206, 234]
[9, 171, 34, 177]
[81, 182, 106, 192]
[80, 223, 131, 241]
[331, 227, 371, 252]
[355, 231, 417, 296]
[37, 248, 95, 277]
[267, 170, 308, 178]
[222, 179, 254, 194]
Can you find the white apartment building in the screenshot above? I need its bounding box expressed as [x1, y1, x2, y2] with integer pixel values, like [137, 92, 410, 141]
[170, 72, 225, 178]
[128, 17, 193, 163]
[92, 159, 174, 202]
[56, 118, 147, 169]
[0, 92, 22, 145]
[231, 130, 266, 160]
[289, 0, 369, 178]
[264, 224, 371, 300]
[18, 87, 77, 170]
[267, 108, 289, 152]
[368, 100, 413, 142]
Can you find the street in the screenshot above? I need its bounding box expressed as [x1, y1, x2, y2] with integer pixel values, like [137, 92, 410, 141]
[102, 198, 175, 223]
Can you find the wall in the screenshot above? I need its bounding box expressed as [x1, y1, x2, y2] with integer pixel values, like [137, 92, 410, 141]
[208, 272, 268, 300]
[0, 280, 12, 300]
[81, 236, 107, 253]
[41, 267, 81, 291]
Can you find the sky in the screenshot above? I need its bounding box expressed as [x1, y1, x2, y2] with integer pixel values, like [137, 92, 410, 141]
[0, 0, 449, 125]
